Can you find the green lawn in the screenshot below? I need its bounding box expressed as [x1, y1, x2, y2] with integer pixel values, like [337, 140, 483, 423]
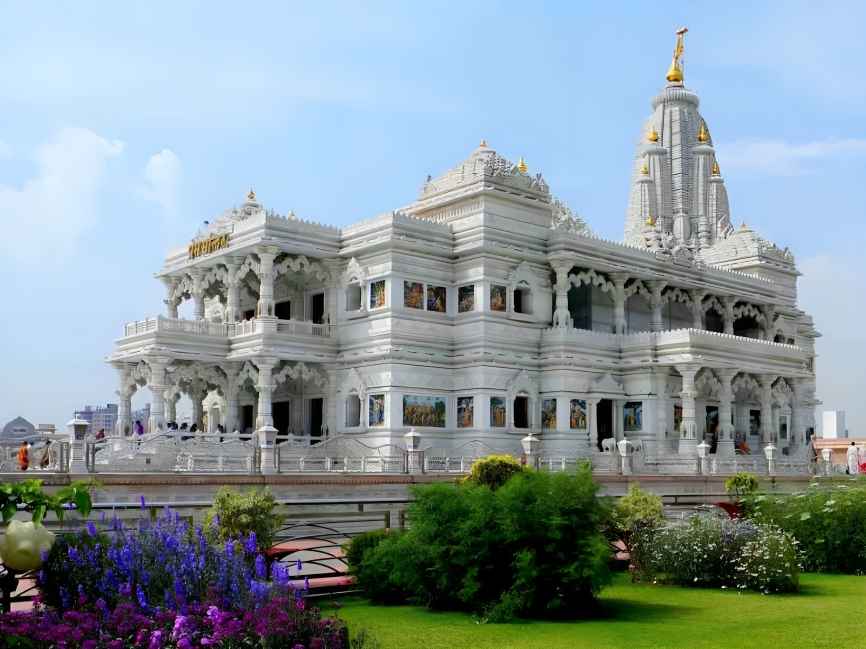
[325, 573, 866, 649]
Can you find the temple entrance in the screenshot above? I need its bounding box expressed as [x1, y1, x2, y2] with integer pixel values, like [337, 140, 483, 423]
[597, 399, 613, 451]
[706, 406, 719, 452]
[311, 293, 325, 324]
[241, 405, 254, 435]
[273, 401, 291, 435]
[309, 398, 324, 440]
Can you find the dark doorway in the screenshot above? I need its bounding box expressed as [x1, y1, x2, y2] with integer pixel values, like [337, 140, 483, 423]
[311, 293, 325, 324]
[241, 405, 254, 436]
[597, 399, 613, 451]
[705, 308, 724, 333]
[243, 309, 255, 321]
[273, 401, 291, 435]
[568, 282, 592, 330]
[514, 396, 529, 429]
[706, 406, 719, 453]
[309, 398, 324, 440]
[275, 300, 292, 320]
[734, 315, 761, 339]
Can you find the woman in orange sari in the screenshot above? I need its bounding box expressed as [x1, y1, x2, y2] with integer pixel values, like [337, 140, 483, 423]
[16, 441, 29, 471]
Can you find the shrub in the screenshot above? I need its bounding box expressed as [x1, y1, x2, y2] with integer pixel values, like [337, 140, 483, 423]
[744, 482, 866, 573]
[354, 465, 611, 620]
[205, 487, 280, 551]
[345, 529, 389, 574]
[630, 514, 799, 593]
[725, 472, 760, 500]
[465, 454, 524, 490]
[607, 483, 664, 548]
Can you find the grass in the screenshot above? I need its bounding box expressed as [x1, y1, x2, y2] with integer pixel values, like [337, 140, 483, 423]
[324, 573, 866, 649]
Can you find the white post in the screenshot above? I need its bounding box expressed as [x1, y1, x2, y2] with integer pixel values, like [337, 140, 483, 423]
[612, 273, 628, 335]
[255, 358, 276, 429]
[676, 364, 700, 456]
[717, 368, 737, 458]
[257, 247, 279, 318]
[190, 269, 205, 320]
[551, 262, 572, 328]
[147, 357, 171, 434]
[650, 281, 666, 332]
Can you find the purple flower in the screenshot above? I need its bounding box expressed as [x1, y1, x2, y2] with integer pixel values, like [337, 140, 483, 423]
[296, 559, 303, 572]
[244, 531, 258, 554]
[86, 521, 98, 537]
[149, 629, 164, 649]
[140, 495, 147, 509]
[255, 554, 267, 579]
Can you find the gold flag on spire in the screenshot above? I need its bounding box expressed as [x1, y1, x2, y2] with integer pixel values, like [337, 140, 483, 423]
[666, 27, 688, 83]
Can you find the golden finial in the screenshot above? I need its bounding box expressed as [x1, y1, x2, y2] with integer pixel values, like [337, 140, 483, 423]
[640, 162, 650, 175]
[666, 27, 688, 84]
[479, 139, 488, 148]
[647, 127, 659, 143]
[517, 157, 528, 174]
[645, 216, 657, 227]
[697, 121, 709, 142]
[739, 222, 748, 230]
[247, 187, 256, 202]
[712, 160, 720, 175]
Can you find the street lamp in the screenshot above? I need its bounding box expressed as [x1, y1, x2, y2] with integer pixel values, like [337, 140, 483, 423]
[763, 442, 777, 476]
[696, 439, 711, 476]
[521, 432, 540, 469]
[65, 416, 90, 473]
[404, 428, 422, 474]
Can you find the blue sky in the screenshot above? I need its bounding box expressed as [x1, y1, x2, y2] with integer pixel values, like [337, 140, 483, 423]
[1, 2, 864, 433]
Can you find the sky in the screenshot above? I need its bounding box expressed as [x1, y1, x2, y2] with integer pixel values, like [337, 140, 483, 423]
[0, 2, 864, 434]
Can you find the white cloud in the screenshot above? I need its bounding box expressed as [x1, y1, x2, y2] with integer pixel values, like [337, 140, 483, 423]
[798, 254, 866, 435]
[717, 138, 866, 176]
[0, 128, 123, 262]
[141, 148, 182, 215]
[0, 140, 11, 159]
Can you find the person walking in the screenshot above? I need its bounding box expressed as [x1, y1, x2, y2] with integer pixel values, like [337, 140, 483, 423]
[40, 440, 52, 469]
[17, 440, 29, 471]
[847, 441, 859, 475]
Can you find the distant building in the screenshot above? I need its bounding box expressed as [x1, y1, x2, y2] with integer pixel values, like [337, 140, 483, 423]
[822, 410, 847, 439]
[1, 416, 38, 443]
[74, 404, 119, 438]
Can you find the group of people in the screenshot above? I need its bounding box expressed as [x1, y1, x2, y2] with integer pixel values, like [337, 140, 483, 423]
[15, 439, 53, 471]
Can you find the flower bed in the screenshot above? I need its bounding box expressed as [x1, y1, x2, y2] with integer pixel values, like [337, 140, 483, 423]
[0, 504, 367, 648]
[630, 514, 800, 594]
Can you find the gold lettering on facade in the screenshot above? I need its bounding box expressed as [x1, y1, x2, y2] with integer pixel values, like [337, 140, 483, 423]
[188, 233, 230, 259]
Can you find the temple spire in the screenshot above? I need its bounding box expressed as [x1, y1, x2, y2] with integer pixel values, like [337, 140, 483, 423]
[665, 27, 688, 84]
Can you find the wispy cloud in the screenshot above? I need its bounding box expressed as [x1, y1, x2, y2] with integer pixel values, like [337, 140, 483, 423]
[0, 128, 123, 263]
[718, 138, 866, 176]
[141, 148, 182, 216]
[0, 140, 11, 159]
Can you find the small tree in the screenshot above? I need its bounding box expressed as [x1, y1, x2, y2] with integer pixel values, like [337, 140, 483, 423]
[725, 472, 759, 500]
[204, 487, 280, 550]
[606, 483, 664, 553]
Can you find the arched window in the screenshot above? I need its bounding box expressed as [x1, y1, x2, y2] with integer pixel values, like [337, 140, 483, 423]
[345, 393, 361, 427]
[513, 283, 532, 315]
[345, 284, 362, 311]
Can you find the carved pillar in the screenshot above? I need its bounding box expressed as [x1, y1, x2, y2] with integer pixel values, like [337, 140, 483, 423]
[255, 358, 277, 429]
[612, 273, 628, 335]
[225, 258, 243, 323]
[551, 262, 572, 328]
[587, 398, 600, 452]
[676, 363, 701, 456]
[113, 363, 133, 437]
[717, 368, 737, 458]
[165, 391, 178, 425]
[162, 277, 179, 319]
[759, 375, 776, 444]
[257, 247, 279, 318]
[763, 304, 777, 341]
[653, 367, 670, 460]
[223, 362, 240, 433]
[147, 357, 171, 434]
[614, 400, 625, 442]
[690, 290, 706, 330]
[650, 281, 666, 332]
[190, 269, 205, 320]
[190, 379, 206, 430]
[723, 296, 735, 335]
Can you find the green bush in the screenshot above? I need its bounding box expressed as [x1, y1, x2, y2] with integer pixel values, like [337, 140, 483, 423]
[354, 465, 611, 620]
[345, 529, 389, 574]
[204, 487, 280, 550]
[744, 482, 866, 573]
[465, 454, 524, 490]
[725, 472, 760, 500]
[630, 514, 799, 593]
[607, 483, 664, 546]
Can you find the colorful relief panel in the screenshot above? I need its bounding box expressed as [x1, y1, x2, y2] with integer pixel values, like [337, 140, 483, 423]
[490, 397, 506, 427]
[624, 401, 642, 431]
[458, 285, 475, 313]
[490, 285, 507, 312]
[427, 285, 447, 313]
[368, 394, 385, 427]
[749, 409, 761, 436]
[404, 281, 424, 309]
[403, 395, 447, 428]
[457, 396, 474, 428]
[369, 280, 386, 309]
[542, 399, 557, 429]
[570, 399, 587, 429]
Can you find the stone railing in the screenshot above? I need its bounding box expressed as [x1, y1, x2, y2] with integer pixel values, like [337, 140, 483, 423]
[122, 316, 333, 339]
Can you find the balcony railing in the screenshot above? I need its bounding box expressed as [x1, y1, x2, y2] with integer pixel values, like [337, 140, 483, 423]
[122, 316, 333, 339]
